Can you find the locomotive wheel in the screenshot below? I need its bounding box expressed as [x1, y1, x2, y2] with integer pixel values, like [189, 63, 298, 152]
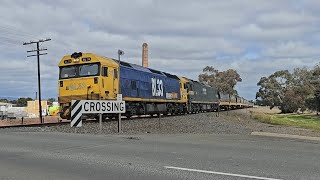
[109, 114, 116, 120]
[95, 115, 100, 120]
[60, 106, 71, 120]
[126, 114, 132, 119]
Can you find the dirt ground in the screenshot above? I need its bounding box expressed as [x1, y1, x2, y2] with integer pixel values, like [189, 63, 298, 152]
[249, 106, 281, 114]
[2, 107, 320, 137]
[0, 106, 273, 127]
[0, 116, 67, 126]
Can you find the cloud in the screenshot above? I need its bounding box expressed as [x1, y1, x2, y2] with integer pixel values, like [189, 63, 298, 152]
[257, 11, 318, 27]
[0, 0, 320, 100]
[264, 41, 320, 58]
[232, 23, 312, 41]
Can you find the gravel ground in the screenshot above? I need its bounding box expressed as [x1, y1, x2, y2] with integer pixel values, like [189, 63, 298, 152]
[2, 109, 320, 137]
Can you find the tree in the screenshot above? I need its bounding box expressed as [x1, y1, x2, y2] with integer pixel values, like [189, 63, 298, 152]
[15, 97, 33, 107]
[292, 68, 314, 112]
[47, 98, 56, 106]
[198, 66, 242, 95]
[0, 99, 9, 103]
[256, 68, 314, 113]
[307, 64, 320, 113]
[311, 64, 320, 90]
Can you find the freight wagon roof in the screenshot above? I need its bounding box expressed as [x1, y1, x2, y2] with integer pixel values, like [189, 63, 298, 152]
[189, 79, 217, 88]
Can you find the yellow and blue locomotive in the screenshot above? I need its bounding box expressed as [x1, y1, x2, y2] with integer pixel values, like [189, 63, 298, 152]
[58, 52, 190, 119]
[58, 52, 250, 120]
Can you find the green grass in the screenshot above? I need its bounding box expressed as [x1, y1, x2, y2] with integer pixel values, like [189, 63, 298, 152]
[251, 112, 320, 131]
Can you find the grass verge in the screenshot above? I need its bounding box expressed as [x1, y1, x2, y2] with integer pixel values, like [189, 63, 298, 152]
[251, 112, 320, 131]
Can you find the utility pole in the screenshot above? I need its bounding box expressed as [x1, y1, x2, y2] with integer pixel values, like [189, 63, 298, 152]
[23, 38, 51, 124]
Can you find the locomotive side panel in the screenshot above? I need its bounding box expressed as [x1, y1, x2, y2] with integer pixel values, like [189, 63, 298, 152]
[190, 82, 218, 103]
[120, 66, 181, 101]
[185, 81, 219, 112]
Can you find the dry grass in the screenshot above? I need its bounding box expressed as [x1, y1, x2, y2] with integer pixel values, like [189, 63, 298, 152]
[251, 110, 320, 131]
[249, 106, 281, 114]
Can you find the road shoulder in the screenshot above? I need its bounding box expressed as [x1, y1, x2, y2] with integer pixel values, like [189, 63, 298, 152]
[251, 131, 320, 142]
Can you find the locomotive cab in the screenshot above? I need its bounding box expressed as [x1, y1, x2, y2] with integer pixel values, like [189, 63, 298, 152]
[58, 52, 119, 119]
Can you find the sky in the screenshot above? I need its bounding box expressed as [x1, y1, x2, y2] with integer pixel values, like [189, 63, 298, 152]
[1, 0, 320, 100]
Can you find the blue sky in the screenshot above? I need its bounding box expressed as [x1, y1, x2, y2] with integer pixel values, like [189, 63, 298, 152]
[1, 0, 320, 100]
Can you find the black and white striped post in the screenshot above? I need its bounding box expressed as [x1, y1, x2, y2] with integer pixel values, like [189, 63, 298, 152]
[71, 100, 83, 128]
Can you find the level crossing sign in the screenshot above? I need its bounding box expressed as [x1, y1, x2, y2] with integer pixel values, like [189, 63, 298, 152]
[71, 100, 126, 127]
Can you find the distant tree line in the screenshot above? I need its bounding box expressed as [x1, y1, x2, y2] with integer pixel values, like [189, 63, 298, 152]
[198, 66, 242, 95]
[0, 97, 56, 107]
[256, 65, 320, 113]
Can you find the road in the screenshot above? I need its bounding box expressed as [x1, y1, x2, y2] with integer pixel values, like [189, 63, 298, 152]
[0, 131, 319, 180]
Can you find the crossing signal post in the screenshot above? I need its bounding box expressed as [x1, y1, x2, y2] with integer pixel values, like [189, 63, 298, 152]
[117, 49, 124, 133]
[23, 38, 51, 123]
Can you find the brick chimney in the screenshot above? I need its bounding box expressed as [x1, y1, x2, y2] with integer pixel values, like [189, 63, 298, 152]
[142, 43, 148, 67]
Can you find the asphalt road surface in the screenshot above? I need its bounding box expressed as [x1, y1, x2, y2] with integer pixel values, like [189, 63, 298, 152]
[0, 131, 319, 180]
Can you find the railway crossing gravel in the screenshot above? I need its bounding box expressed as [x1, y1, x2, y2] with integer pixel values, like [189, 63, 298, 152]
[2, 109, 320, 137]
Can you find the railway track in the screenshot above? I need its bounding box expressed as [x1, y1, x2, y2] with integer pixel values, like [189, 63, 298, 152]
[0, 121, 69, 129]
[0, 108, 244, 129]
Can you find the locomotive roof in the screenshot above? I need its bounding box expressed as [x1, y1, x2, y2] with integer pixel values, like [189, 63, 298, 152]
[111, 58, 180, 80]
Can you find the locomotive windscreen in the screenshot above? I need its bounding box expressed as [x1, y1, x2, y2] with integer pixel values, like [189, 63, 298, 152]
[60, 66, 77, 79]
[79, 64, 99, 76]
[59, 63, 100, 79]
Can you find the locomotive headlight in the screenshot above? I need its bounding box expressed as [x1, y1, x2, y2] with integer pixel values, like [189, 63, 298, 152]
[64, 59, 71, 64]
[82, 57, 91, 62]
[73, 58, 80, 63]
[59, 81, 63, 87]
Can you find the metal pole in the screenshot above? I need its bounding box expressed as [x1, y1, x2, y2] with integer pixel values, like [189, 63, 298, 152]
[99, 92, 102, 134]
[118, 51, 121, 94]
[227, 106, 229, 115]
[117, 50, 123, 133]
[118, 113, 121, 133]
[37, 42, 43, 124]
[216, 104, 220, 117]
[158, 113, 161, 129]
[99, 113, 102, 134]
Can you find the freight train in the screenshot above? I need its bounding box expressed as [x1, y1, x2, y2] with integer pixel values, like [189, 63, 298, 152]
[58, 52, 252, 120]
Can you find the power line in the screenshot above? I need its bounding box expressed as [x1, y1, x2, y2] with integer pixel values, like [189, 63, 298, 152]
[0, 24, 36, 39]
[23, 38, 51, 124]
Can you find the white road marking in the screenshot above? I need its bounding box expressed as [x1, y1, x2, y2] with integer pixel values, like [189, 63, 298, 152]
[164, 166, 283, 180]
